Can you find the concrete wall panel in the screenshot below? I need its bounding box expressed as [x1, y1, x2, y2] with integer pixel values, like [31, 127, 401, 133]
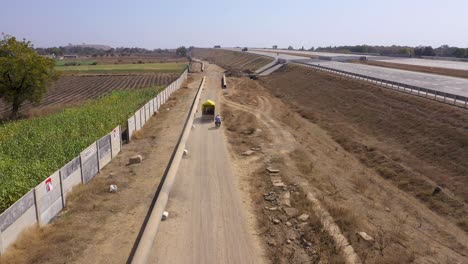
[157, 95, 161, 111]
[135, 110, 141, 131]
[128, 115, 135, 140]
[35, 171, 63, 226]
[150, 99, 154, 115]
[60, 156, 81, 205]
[0, 190, 37, 253]
[110, 126, 121, 158]
[80, 142, 98, 184]
[98, 134, 111, 170]
[145, 102, 151, 122]
[140, 107, 146, 127]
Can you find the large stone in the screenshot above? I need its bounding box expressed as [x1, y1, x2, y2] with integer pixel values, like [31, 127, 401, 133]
[432, 186, 443, 196]
[129, 155, 143, 164]
[298, 214, 310, 222]
[271, 177, 285, 187]
[267, 167, 280, 173]
[264, 194, 276, 202]
[242, 150, 255, 156]
[280, 191, 291, 207]
[284, 207, 299, 217]
[109, 184, 118, 193]
[357, 231, 374, 242]
[161, 211, 169, 221]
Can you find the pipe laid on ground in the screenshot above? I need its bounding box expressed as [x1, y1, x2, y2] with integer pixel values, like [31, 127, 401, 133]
[130, 76, 206, 264]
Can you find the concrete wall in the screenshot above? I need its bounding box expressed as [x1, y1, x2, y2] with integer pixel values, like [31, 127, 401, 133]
[140, 107, 146, 127]
[150, 99, 154, 115]
[0, 190, 37, 253]
[128, 115, 136, 140]
[80, 142, 99, 184]
[35, 170, 63, 226]
[111, 126, 121, 158]
[157, 94, 162, 110]
[145, 102, 151, 122]
[60, 156, 81, 205]
[135, 110, 141, 131]
[98, 134, 112, 170]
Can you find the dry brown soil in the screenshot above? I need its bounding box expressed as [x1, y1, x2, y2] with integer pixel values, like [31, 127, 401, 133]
[261, 65, 468, 228]
[354, 60, 468, 79]
[0, 77, 201, 264]
[192, 48, 273, 74]
[221, 73, 468, 263]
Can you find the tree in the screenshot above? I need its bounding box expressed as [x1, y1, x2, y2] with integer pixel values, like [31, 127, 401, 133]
[0, 34, 57, 119]
[176, 46, 187, 57]
[453, 48, 467, 58]
[422, 46, 435, 56]
[287, 46, 294, 50]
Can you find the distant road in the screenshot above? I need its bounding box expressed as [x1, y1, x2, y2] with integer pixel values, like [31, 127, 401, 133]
[376, 58, 468, 71]
[252, 48, 468, 71]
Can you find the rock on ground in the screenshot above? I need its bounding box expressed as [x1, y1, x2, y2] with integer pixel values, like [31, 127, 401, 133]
[129, 155, 143, 164]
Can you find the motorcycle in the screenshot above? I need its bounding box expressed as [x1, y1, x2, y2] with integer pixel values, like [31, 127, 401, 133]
[215, 120, 221, 127]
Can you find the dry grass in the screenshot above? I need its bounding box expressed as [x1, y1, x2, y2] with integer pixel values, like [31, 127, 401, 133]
[222, 102, 346, 264]
[132, 130, 144, 140]
[261, 64, 468, 231]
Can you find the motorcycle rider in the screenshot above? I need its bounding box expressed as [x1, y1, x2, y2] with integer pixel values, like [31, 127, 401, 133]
[215, 114, 222, 126]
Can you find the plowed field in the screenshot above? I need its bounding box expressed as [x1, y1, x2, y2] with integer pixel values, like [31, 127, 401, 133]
[0, 73, 179, 118]
[192, 48, 273, 73]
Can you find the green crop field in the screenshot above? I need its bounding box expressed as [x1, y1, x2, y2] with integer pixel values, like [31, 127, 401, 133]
[0, 87, 162, 212]
[55, 62, 187, 74]
[55, 60, 97, 66]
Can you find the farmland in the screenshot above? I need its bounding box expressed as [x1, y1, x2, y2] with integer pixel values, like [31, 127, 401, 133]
[0, 73, 179, 118]
[0, 87, 161, 212]
[55, 60, 97, 66]
[191, 48, 274, 73]
[55, 62, 187, 74]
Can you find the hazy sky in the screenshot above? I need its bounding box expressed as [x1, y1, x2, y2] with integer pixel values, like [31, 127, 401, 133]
[1, 0, 467, 49]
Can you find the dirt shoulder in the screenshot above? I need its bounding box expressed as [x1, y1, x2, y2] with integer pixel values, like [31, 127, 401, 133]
[221, 74, 468, 263]
[261, 65, 468, 230]
[0, 76, 201, 264]
[354, 60, 468, 79]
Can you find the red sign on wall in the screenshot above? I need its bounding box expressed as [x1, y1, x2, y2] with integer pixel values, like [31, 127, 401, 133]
[45, 178, 53, 192]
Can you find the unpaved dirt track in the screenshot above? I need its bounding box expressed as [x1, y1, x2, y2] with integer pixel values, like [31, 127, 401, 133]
[151, 65, 265, 264]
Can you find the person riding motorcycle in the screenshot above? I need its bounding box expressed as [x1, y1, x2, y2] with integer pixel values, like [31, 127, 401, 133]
[215, 115, 222, 127]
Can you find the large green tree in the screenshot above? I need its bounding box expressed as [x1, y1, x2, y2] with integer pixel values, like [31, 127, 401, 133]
[0, 34, 57, 119]
[176, 46, 187, 57]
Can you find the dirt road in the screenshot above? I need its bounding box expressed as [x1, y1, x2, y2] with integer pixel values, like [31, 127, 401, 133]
[150, 65, 265, 263]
